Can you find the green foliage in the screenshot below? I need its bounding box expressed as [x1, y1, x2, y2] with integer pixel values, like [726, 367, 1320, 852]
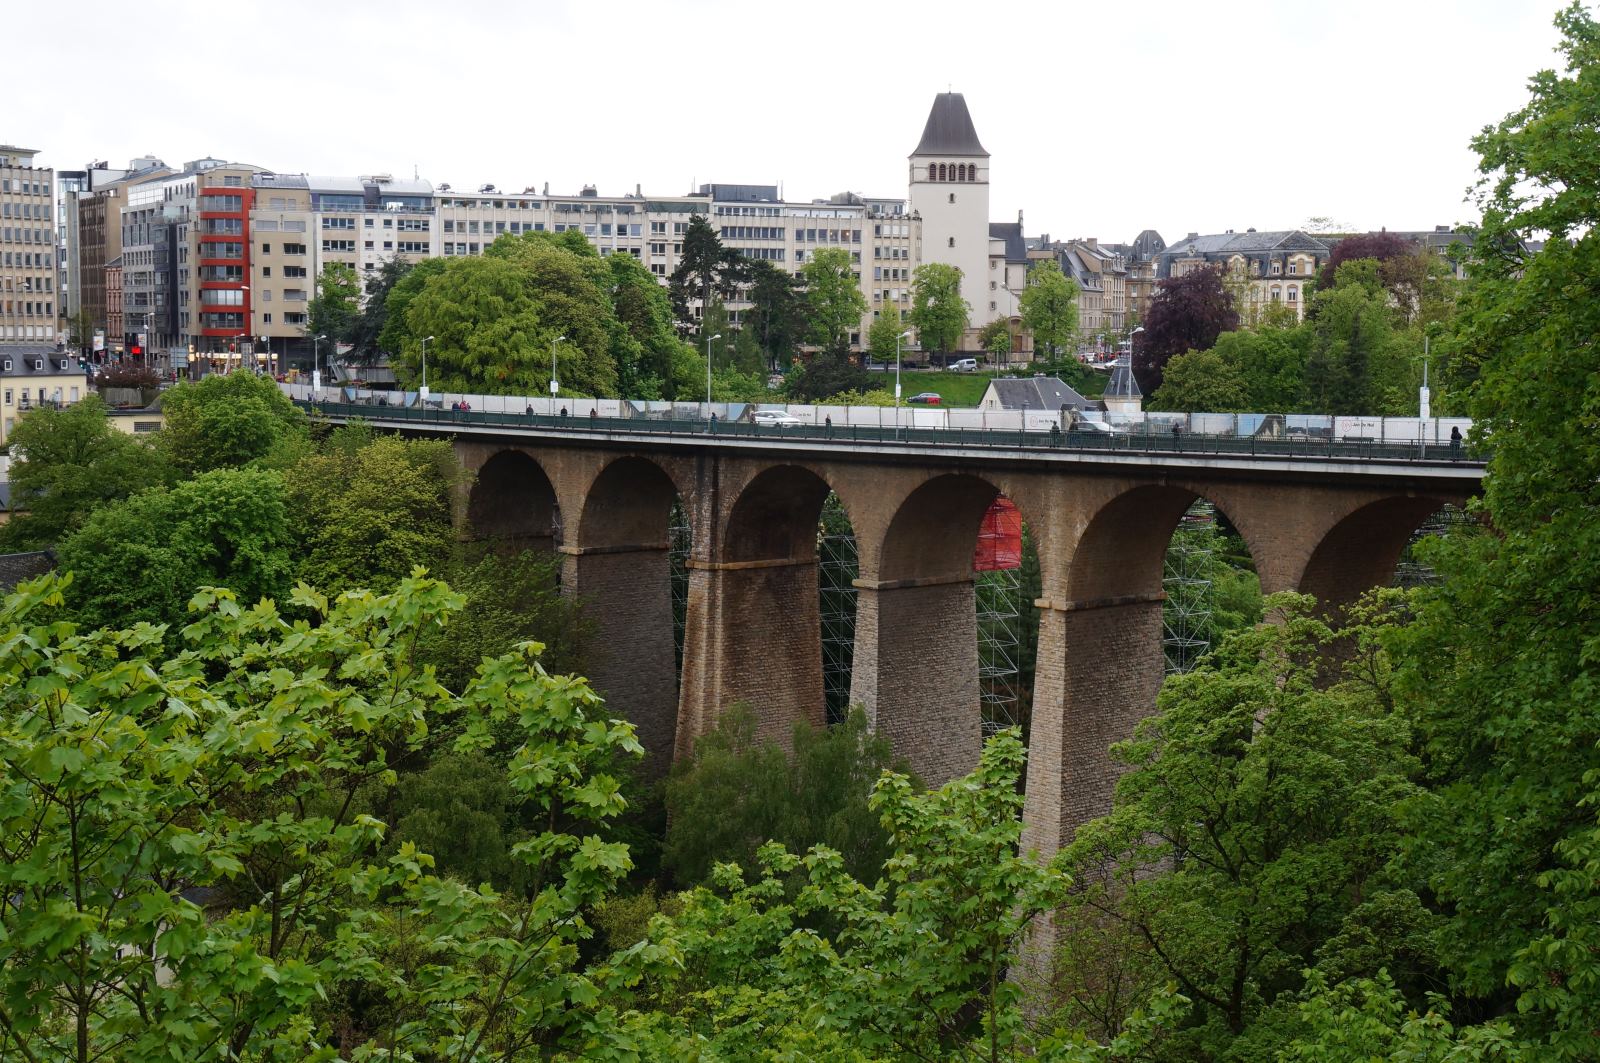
[157, 371, 309, 475]
[909, 262, 969, 353]
[785, 350, 872, 402]
[743, 258, 805, 369]
[668, 215, 745, 331]
[1301, 265, 1413, 415]
[698, 298, 734, 372]
[607, 250, 691, 397]
[979, 316, 1015, 359]
[347, 255, 413, 356]
[1020, 259, 1081, 357]
[1061, 593, 1430, 1058]
[1148, 348, 1248, 412]
[306, 261, 361, 344]
[0, 572, 644, 1062]
[663, 705, 904, 888]
[377, 255, 447, 357]
[801, 247, 869, 352]
[1289, 972, 1531, 1061]
[56, 467, 294, 631]
[0, 396, 171, 550]
[418, 546, 592, 693]
[285, 427, 465, 596]
[623, 731, 1166, 1059]
[867, 307, 909, 365]
[821, 387, 898, 407]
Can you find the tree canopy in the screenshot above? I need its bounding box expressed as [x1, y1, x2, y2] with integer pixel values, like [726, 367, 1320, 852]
[0, 396, 171, 550]
[157, 371, 308, 476]
[800, 247, 868, 354]
[1134, 266, 1239, 394]
[909, 262, 968, 354]
[1019, 259, 1081, 357]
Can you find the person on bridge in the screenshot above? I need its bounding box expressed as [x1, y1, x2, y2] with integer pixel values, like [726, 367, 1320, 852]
[1450, 425, 1463, 460]
[1171, 421, 1182, 443]
[560, 406, 568, 418]
[825, 415, 832, 436]
[589, 408, 599, 427]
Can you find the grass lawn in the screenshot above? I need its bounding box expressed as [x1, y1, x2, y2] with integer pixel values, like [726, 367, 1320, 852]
[870, 365, 1107, 408]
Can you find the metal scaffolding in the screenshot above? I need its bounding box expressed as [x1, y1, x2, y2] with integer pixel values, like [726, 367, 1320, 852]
[817, 493, 858, 725]
[1394, 504, 1475, 588]
[1163, 501, 1216, 675]
[975, 498, 1026, 736]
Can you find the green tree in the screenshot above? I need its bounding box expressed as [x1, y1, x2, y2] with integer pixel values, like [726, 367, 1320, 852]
[743, 258, 804, 369]
[607, 250, 687, 397]
[1381, 8, 1600, 1053]
[909, 262, 969, 354]
[730, 323, 766, 376]
[619, 731, 1177, 1059]
[1061, 594, 1431, 1059]
[284, 426, 466, 596]
[867, 307, 909, 366]
[1019, 259, 1081, 358]
[0, 572, 643, 1062]
[1301, 265, 1405, 414]
[979, 316, 1015, 361]
[800, 247, 868, 354]
[1148, 347, 1249, 412]
[55, 467, 294, 631]
[699, 298, 734, 373]
[0, 396, 171, 550]
[305, 261, 361, 344]
[157, 371, 309, 475]
[347, 255, 413, 357]
[65, 306, 97, 354]
[377, 255, 447, 357]
[668, 215, 744, 332]
[663, 705, 904, 888]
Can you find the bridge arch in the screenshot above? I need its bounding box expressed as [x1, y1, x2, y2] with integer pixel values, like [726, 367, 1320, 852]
[678, 462, 851, 755]
[466, 449, 560, 551]
[565, 455, 687, 774]
[1298, 493, 1463, 607]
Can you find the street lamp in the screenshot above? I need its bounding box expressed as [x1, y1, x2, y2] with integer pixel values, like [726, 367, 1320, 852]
[420, 335, 435, 401]
[704, 332, 722, 414]
[312, 333, 327, 394]
[895, 328, 912, 439]
[550, 334, 566, 398]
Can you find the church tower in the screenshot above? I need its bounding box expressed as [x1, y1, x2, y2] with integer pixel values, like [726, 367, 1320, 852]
[909, 92, 990, 348]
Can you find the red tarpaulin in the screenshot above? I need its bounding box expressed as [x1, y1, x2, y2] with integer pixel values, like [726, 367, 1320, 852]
[973, 496, 1022, 571]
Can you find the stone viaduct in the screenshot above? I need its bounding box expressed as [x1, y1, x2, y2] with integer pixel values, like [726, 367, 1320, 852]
[358, 414, 1482, 866]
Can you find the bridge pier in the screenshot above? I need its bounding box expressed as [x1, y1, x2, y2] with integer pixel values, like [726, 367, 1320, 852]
[848, 576, 982, 787]
[561, 545, 678, 775]
[676, 557, 826, 758]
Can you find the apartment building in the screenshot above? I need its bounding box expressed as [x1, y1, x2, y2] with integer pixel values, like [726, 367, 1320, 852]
[75, 159, 172, 342]
[0, 351, 86, 444]
[106, 257, 123, 344]
[1, 145, 58, 349]
[122, 159, 265, 368]
[1156, 229, 1329, 322]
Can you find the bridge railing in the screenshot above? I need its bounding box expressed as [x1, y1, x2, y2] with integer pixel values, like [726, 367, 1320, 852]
[281, 383, 1471, 447]
[292, 398, 1479, 465]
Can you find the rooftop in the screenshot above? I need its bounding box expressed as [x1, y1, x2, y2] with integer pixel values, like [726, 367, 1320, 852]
[911, 93, 988, 158]
[985, 375, 1097, 412]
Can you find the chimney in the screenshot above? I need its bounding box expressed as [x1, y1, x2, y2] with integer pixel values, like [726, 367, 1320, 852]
[543, 181, 549, 195]
[636, 182, 642, 196]
[1017, 209, 1023, 226]
[1187, 232, 1199, 241]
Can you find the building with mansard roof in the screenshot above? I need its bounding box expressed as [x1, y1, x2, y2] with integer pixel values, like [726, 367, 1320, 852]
[1156, 229, 1330, 321]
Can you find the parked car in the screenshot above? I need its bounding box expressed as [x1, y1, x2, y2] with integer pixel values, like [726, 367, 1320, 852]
[1069, 418, 1118, 435]
[949, 358, 979, 373]
[907, 392, 942, 404]
[752, 409, 803, 427]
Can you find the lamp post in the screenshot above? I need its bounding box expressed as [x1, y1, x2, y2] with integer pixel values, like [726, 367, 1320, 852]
[420, 335, 434, 402]
[233, 332, 251, 375]
[550, 334, 565, 400]
[895, 328, 912, 439]
[312, 333, 327, 394]
[704, 332, 721, 419]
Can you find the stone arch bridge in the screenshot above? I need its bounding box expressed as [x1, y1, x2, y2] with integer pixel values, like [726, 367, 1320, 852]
[322, 410, 1482, 862]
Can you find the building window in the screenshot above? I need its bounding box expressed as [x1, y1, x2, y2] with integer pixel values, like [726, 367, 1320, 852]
[948, 236, 955, 248]
[1288, 261, 1298, 275]
[948, 193, 955, 204]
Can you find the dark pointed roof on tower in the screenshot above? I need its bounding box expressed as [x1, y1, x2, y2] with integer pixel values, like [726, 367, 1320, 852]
[911, 93, 989, 157]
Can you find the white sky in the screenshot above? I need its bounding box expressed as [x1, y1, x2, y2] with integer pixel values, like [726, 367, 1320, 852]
[17, 0, 1572, 244]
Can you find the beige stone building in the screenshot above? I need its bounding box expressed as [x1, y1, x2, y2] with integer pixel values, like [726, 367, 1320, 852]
[1156, 230, 1330, 323]
[0, 351, 87, 443]
[76, 161, 172, 342]
[1, 146, 58, 348]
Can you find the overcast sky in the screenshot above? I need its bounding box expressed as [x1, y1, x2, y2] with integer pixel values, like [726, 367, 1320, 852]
[17, 0, 1572, 243]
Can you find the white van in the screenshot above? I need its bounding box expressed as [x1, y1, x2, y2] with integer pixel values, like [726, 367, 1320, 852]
[949, 358, 979, 373]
